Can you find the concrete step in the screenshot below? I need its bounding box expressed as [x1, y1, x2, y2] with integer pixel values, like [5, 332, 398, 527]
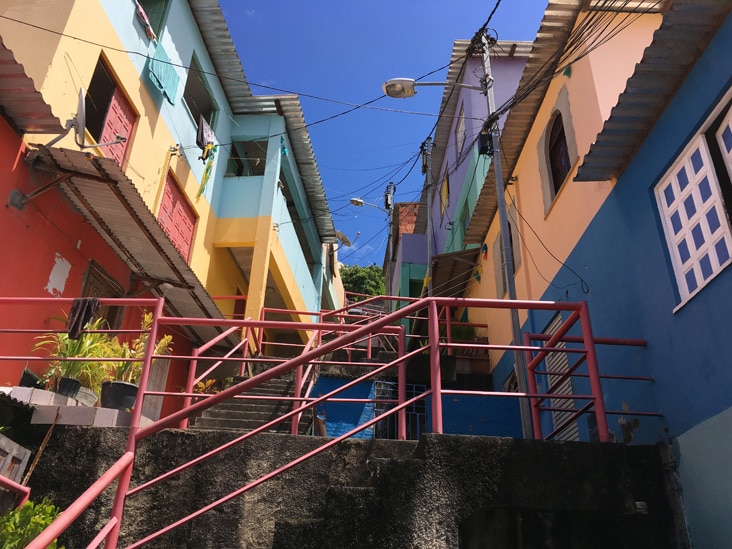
[191, 373, 307, 433]
[201, 408, 294, 422]
[193, 415, 310, 433]
[235, 379, 293, 392]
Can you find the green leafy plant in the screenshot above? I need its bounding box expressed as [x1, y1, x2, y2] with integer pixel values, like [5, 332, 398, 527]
[33, 316, 110, 393]
[449, 323, 477, 342]
[193, 378, 221, 394]
[106, 312, 173, 384]
[34, 311, 173, 392]
[0, 497, 64, 549]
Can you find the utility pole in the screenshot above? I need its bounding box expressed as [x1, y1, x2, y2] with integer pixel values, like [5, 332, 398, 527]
[384, 182, 395, 300]
[422, 138, 433, 297]
[475, 30, 533, 438]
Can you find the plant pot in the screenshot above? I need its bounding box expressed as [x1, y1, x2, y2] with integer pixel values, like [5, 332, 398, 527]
[56, 377, 81, 399]
[19, 368, 44, 388]
[101, 381, 139, 411]
[74, 386, 98, 407]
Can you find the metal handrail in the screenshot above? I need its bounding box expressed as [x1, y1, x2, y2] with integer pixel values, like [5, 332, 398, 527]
[0, 294, 657, 547]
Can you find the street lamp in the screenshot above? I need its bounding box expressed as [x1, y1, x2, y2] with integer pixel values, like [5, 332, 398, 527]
[383, 31, 532, 437]
[383, 78, 485, 98]
[350, 184, 396, 297]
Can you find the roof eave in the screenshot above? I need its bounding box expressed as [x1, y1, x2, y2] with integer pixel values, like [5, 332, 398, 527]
[577, 0, 732, 182]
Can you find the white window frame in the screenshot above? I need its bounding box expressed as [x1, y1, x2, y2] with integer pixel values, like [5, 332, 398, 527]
[655, 104, 732, 306]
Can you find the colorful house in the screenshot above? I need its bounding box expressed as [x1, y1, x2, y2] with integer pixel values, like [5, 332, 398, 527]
[572, 3, 732, 546]
[0, 1, 341, 406]
[389, 39, 530, 306]
[462, 0, 664, 398]
[457, 0, 731, 545]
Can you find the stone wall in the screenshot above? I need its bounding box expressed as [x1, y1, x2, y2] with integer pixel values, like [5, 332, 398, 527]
[16, 426, 687, 548]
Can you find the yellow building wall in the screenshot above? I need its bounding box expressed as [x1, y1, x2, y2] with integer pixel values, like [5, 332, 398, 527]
[465, 12, 661, 369]
[0, 1, 248, 312]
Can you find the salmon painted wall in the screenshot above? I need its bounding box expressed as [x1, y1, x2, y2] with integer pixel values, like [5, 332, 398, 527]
[465, 13, 661, 378]
[0, 1, 231, 298]
[0, 116, 131, 385]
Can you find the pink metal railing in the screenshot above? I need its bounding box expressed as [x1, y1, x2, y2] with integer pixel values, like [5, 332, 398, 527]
[523, 321, 654, 441]
[0, 473, 31, 507]
[0, 294, 656, 547]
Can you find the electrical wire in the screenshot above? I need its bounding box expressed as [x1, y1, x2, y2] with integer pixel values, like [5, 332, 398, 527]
[505, 189, 590, 294]
[339, 224, 388, 263]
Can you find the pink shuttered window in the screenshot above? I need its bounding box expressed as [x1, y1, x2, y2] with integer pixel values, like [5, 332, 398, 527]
[85, 58, 135, 166]
[159, 173, 196, 261]
[99, 87, 135, 166]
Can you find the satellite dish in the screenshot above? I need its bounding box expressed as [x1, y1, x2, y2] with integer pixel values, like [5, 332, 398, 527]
[45, 87, 87, 148]
[73, 87, 86, 148]
[335, 230, 352, 247]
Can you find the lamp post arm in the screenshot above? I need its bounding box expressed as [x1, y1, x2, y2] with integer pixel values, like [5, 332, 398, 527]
[416, 81, 485, 92]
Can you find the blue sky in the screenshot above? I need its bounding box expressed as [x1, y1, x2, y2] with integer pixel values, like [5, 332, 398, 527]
[219, 1, 548, 266]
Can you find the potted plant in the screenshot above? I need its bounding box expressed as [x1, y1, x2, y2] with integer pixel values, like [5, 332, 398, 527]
[100, 312, 173, 411]
[33, 316, 110, 406]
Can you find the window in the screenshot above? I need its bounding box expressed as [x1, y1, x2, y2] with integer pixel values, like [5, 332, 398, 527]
[455, 104, 466, 160]
[543, 315, 579, 442]
[183, 56, 216, 128]
[85, 58, 136, 166]
[655, 101, 732, 303]
[158, 172, 197, 260]
[225, 140, 268, 177]
[148, 43, 179, 105]
[440, 172, 449, 218]
[81, 261, 123, 329]
[538, 87, 578, 212]
[137, 0, 170, 37]
[548, 113, 571, 195]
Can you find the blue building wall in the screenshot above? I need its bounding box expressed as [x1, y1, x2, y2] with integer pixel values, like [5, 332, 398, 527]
[314, 375, 523, 440]
[312, 377, 374, 439]
[537, 14, 732, 547]
[427, 394, 522, 437]
[543, 13, 732, 442]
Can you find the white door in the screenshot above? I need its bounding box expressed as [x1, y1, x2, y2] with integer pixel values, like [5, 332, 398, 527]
[142, 358, 170, 421]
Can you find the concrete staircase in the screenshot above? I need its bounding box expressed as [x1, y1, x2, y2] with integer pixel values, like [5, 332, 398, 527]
[190, 378, 311, 434]
[269, 436, 687, 548]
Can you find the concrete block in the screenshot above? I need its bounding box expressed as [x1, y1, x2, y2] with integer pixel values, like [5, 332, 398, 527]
[31, 405, 60, 424]
[55, 406, 96, 426]
[92, 407, 122, 427]
[8, 387, 33, 403]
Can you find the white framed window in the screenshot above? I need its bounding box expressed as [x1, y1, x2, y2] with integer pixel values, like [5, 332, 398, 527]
[655, 105, 732, 304]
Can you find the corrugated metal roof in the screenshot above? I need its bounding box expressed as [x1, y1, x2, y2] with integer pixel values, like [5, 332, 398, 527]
[188, 0, 252, 105]
[189, 2, 335, 244]
[233, 95, 337, 243]
[576, 0, 732, 182]
[464, 0, 583, 245]
[416, 40, 533, 235]
[0, 37, 61, 134]
[430, 248, 480, 299]
[28, 145, 228, 345]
